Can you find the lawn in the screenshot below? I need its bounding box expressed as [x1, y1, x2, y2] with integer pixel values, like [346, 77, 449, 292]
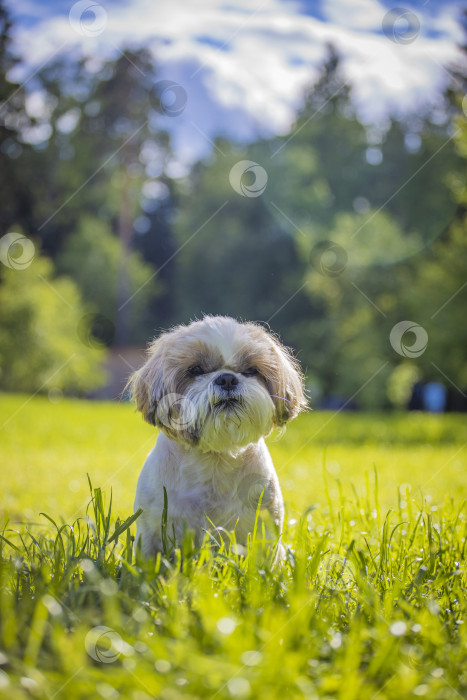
[0, 393, 466, 699]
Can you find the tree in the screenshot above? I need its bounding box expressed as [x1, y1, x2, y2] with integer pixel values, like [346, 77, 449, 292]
[0, 0, 35, 233]
[57, 217, 159, 344]
[397, 110, 467, 399]
[173, 139, 315, 353]
[0, 251, 105, 393]
[265, 47, 464, 406]
[32, 49, 176, 342]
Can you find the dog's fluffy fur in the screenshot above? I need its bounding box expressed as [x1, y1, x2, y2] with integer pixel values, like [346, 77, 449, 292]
[128, 315, 306, 556]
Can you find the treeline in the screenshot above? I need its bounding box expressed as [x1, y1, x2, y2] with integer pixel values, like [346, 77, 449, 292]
[0, 2, 466, 407]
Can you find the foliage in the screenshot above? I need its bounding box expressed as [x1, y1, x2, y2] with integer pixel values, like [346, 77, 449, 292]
[21, 47, 175, 345]
[0, 254, 105, 393]
[0, 395, 466, 699]
[0, 2, 35, 234]
[58, 216, 159, 345]
[171, 51, 465, 407]
[173, 140, 313, 328]
[0, 1, 465, 402]
[265, 53, 465, 405]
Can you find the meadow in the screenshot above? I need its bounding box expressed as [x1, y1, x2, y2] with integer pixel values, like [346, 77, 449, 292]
[0, 393, 466, 699]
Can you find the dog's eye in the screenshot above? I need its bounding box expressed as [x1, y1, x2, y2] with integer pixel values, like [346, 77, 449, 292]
[242, 367, 258, 377]
[188, 365, 204, 377]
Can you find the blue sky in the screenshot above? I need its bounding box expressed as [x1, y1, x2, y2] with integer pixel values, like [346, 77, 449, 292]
[8, 0, 462, 29]
[6, 0, 465, 162]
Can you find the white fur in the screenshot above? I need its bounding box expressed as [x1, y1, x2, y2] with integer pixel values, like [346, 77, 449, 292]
[129, 315, 306, 556]
[135, 434, 283, 555]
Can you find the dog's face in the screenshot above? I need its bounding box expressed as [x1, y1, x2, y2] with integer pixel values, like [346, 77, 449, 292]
[128, 316, 306, 453]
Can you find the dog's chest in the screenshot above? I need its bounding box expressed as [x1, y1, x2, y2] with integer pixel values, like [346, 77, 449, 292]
[174, 451, 270, 526]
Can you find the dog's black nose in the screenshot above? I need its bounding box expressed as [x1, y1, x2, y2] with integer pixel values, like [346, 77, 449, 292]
[214, 373, 238, 390]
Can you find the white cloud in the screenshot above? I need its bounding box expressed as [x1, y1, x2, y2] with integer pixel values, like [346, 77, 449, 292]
[6, 0, 464, 160]
[323, 0, 386, 30]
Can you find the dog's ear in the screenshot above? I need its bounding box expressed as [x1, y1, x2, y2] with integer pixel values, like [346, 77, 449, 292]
[267, 336, 307, 427]
[126, 337, 168, 426]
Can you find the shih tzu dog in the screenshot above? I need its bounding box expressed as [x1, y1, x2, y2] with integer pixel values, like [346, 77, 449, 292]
[128, 315, 306, 557]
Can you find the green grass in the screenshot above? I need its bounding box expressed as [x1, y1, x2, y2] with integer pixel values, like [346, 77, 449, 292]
[0, 394, 466, 699]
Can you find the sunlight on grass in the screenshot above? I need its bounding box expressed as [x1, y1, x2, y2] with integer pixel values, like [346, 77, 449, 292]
[1, 395, 466, 521]
[0, 394, 466, 699]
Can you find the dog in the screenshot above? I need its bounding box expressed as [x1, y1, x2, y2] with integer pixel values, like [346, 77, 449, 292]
[127, 315, 306, 557]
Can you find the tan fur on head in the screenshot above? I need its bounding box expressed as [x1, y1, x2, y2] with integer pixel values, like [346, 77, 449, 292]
[126, 334, 170, 426]
[233, 322, 307, 427]
[127, 315, 307, 451]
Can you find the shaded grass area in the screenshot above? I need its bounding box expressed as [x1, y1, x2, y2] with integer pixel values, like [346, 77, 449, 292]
[0, 394, 466, 699]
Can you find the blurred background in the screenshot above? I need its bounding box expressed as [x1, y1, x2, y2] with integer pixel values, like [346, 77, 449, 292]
[0, 0, 466, 410]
